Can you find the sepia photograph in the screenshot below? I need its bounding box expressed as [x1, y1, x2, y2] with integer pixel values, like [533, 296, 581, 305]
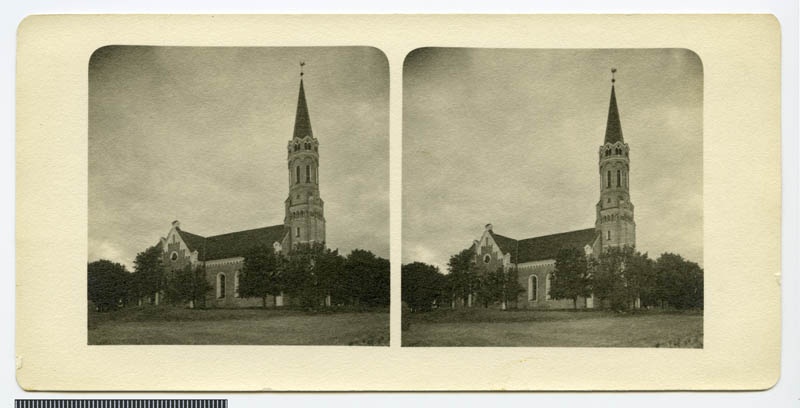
[87, 46, 390, 345]
[15, 13, 783, 392]
[402, 48, 704, 347]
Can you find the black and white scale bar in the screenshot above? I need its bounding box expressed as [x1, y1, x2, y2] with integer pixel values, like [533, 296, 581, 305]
[15, 400, 227, 408]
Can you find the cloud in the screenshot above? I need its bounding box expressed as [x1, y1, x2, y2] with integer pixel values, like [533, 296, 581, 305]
[89, 47, 390, 269]
[403, 48, 703, 268]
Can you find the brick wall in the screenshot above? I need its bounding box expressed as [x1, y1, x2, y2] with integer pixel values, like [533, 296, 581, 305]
[516, 262, 587, 309]
[204, 260, 267, 308]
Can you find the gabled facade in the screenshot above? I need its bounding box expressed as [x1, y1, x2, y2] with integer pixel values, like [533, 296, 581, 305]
[153, 70, 326, 308]
[473, 224, 601, 309]
[472, 71, 635, 309]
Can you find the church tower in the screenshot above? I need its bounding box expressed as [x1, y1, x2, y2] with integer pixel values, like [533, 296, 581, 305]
[596, 69, 635, 252]
[284, 64, 325, 247]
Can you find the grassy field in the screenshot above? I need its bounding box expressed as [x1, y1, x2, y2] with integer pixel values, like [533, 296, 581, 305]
[89, 307, 389, 346]
[402, 308, 702, 348]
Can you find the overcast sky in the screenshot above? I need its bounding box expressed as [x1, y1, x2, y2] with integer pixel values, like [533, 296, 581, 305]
[403, 48, 703, 271]
[89, 46, 389, 268]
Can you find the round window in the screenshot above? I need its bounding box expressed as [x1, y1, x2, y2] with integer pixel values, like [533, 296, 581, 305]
[483, 254, 491, 264]
[170, 251, 178, 261]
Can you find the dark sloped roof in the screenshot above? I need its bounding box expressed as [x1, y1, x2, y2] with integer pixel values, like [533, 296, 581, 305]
[488, 231, 520, 262]
[604, 85, 624, 144]
[487, 228, 598, 264]
[176, 229, 207, 258]
[516, 228, 598, 263]
[176, 225, 287, 261]
[292, 79, 314, 140]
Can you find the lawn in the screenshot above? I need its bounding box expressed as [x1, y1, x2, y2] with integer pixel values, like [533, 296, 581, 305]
[88, 307, 389, 346]
[402, 308, 702, 348]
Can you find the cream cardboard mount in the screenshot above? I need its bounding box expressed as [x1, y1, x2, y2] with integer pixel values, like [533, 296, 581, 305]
[15, 14, 780, 391]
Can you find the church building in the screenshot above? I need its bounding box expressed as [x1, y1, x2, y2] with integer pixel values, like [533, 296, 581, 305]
[154, 68, 325, 307]
[472, 70, 635, 309]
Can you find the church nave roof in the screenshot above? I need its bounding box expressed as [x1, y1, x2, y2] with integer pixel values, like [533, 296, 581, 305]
[176, 224, 287, 261]
[489, 228, 598, 264]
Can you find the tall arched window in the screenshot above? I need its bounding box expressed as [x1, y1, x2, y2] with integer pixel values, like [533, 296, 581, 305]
[217, 273, 226, 299]
[607, 230, 611, 241]
[234, 271, 240, 298]
[306, 165, 311, 183]
[296, 166, 300, 184]
[617, 170, 621, 187]
[545, 273, 552, 300]
[528, 275, 538, 302]
[296, 227, 301, 238]
[607, 170, 611, 188]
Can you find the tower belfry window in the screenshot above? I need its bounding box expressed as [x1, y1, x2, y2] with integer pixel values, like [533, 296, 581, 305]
[306, 165, 311, 183]
[617, 170, 621, 187]
[296, 166, 300, 184]
[607, 170, 611, 188]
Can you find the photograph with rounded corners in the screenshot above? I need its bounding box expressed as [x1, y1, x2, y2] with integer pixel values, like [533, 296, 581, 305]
[88, 46, 390, 345]
[402, 48, 703, 348]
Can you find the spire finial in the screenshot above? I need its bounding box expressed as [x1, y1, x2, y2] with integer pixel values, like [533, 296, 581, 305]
[611, 67, 617, 84]
[300, 61, 305, 77]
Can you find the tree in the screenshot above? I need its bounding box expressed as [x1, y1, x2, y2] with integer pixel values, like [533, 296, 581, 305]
[593, 246, 637, 311]
[166, 264, 211, 308]
[592, 246, 657, 311]
[401, 262, 445, 312]
[654, 253, 704, 309]
[447, 249, 480, 307]
[132, 245, 165, 305]
[316, 247, 346, 306]
[476, 267, 504, 308]
[626, 251, 657, 308]
[344, 249, 390, 307]
[282, 242, 338, 309]
[550, 247, 593, 309]
[87, 260, 130, 312]
[474, 266, 524, 309]
[502, 267, 525, 309]
[240, 244, 284, 307]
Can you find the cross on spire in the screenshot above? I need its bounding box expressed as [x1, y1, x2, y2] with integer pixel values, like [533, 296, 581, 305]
[300, 61, 305, 77]
[611, 67, 617, 84]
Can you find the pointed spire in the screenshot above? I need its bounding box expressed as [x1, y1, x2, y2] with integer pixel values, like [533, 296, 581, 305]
[604, 68, 624, 144]
[293, 62, 313, 140]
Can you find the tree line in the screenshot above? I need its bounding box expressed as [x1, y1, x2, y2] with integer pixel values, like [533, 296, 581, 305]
[401, 248, 524, 312]
[239, 242, 390, 309]
[87, 242, 389, 311]
[402, 246, 703, 312]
